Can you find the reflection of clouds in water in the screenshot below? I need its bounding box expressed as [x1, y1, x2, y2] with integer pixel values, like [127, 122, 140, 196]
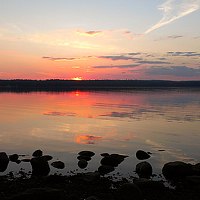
[43, 111, 76, 117]
[75, 135, 102, 144]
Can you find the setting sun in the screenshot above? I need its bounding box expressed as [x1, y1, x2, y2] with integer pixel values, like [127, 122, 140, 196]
[71, 77, 83, 81]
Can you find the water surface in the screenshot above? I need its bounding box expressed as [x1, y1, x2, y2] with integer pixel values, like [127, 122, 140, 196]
[0, 90, 199, 177]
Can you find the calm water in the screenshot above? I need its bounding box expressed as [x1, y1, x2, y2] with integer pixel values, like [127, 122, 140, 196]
[0, 90, 200, 177]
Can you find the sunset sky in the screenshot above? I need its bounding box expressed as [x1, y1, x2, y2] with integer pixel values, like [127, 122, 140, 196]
[0, 0, 200, 80]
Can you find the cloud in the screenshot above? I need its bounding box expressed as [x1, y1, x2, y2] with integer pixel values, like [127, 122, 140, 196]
[43, 111, 76, 116]
[167, 51, 200, 57]
[145, 0, 200, 34]
[98, 55, 141, 61]
[93, 64, 140, 69]
[146, 66, 200, 77]
[76, 30, 102, 36]
[167, 35, 183, 39]
[42, 56, 79, 61]
[138, 60, 171, 65]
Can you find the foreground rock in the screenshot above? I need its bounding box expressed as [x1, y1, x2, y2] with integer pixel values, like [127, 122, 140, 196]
[162, 161, 193, 180]
[78, 159, 88, 169]
[30, 157, 50, 176]
[136, 150, 151, 160]
[136, 161, 152, 178]
[100, 154, 128, 167]
[9, 154, 19, 162]
[0, 152, 9, 172]
[116, 183, 143, 200]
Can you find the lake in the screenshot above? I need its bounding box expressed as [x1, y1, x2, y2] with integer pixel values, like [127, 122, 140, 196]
[0, 89, 200, 178]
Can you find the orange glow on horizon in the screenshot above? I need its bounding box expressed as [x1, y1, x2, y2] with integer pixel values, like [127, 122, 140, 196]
[71, 77, 83, 81]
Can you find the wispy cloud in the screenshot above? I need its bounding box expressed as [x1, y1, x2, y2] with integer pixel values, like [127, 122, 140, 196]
[145, 0, 200, 34]
[93, 64, 140, 69]
[167, 51, 200, 57]
[98, 55, 141, 61]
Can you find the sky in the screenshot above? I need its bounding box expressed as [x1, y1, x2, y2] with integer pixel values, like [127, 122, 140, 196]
[0, 0, 200, 80]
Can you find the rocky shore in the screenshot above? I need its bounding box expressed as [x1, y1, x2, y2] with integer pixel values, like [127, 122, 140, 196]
[0, 150, 200, 200]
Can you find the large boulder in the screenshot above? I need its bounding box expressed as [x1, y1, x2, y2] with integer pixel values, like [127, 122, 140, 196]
[9, 154, 19, 162]
[162, 161, 193, 179]
[136, 150, 150, 160]
[98, 165, 115, 175]
[30, 157, 50, 176]
[116, 183, 143, 200]
[136, 161, 153, 178]
[0, 152, 9, 172]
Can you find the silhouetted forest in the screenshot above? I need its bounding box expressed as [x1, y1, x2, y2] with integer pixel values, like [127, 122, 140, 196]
[0, 80, 200, 92]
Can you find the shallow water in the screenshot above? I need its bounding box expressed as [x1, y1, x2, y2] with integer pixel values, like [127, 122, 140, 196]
[0, 89, 200, 178]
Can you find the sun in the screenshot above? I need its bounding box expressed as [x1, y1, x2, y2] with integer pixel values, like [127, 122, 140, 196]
[71, 77, 83, 81]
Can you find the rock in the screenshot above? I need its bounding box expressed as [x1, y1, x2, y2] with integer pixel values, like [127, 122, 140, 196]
[100, 154, 127, 167]
[101, 153, 110, 157]
[32, 149, 43, 157]
[30, 157, 50, 176]
[77, 155, 91, 161]
[98, 165, 115, 175]
[0, 152, 9, 172]
[78, 159, 88, 169]
[134, 178, 165, 189]
[51, 161, 65, 169]
[81, 172, 100, 182]
[116, 183, 143, 200]
[9, 154, 19, 162]
[192, 163, 200, 175]
[136, 161, 153, 178]
[21, 159, 31, 162]
[41, 155, 53, 162]
[136, 150, 150, 160]
[7, 187, 64, 200]
[185, 176, 200, 185]
[78, 151, 95, 157]
[162, 161, 193, 179]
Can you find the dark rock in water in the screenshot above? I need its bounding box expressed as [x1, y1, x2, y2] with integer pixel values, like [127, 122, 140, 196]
[116, 183, 143, 200]
[98, 165, 115, 175]
[30, 157, 50, 176]
[15, 160, 21, 164]
[78, 159, 88, 169]
[136, 150, 150, 160]
[100, 153, 110, 157]
[8, 187, 64, 200]
[21, 158, 31, 162]
[41, 155, 53, 162]
[162, 161, 193, 179]
[136, 161, 153, 178]
[0, 152, 9, 172]
[192, 163, 200, 175]
[100, 154, 127, 167]
[78, 151, 95, 157]
[32, 149, 43, 157]
[9, 154, 19, 162]
[51, 161, 65, 169]
[77, 155, 91, 161]
[185, 176, 200, 185]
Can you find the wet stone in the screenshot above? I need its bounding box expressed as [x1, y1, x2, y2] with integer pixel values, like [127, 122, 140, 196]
[51, 161, 65, 169]
[136, 150, 151, 160]
[136, 161, 153, 179]
[78, 159, 88, 169]
[78, 151, 95, 157]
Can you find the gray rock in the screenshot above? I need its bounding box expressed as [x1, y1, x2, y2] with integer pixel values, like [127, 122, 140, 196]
[116, 183, 143, 200]
[78, 159, 88, 169]
[136, 150, 150, 160]
[51, 161, 65, 169]
[0, 152, 9, 172]
[162, 161, 193, 179]
[136, 161, 153, 178]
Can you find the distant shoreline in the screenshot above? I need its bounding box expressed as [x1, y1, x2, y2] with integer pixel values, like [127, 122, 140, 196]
[0, 80, 200, 92]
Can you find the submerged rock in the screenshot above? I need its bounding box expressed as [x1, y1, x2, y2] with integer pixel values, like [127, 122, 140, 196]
[32, 149, 43, 157]
[162, 161, 193, 179]
[0, 152, 9, 172]
[31, 157, 50, 176]
[136, 150, 150, 160]
[78, 159, 88, 169]
[51, 161, 65, 169]
[116, 183, 143, 200]
[78, 151, 95, 157]
[9, 154, 19, 162]
[136, 161, 153, 179]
